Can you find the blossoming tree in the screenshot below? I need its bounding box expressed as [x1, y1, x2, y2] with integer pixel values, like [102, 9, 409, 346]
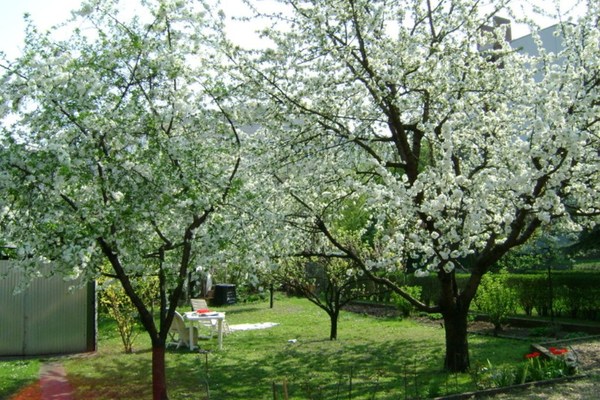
[0, 1, 250, 398]
[242, 0, 599, 372]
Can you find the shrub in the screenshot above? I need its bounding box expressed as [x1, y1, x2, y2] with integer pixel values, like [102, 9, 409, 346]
[100, 282, 141, 353]
[507, 272, 600, 320]
[474, 271, 516, 334]
[397, 271, 600, 322]
[508, 275, 538, 316]
[391, 286, 422, 317]
[99, 276, 157, 353]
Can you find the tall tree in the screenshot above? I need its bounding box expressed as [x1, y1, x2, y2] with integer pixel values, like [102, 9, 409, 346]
[241, 0, 600, 372]
[0, 1, 247, 398]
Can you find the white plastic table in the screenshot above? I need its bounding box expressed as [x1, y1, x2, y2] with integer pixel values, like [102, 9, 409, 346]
[184, 311, 226, 350]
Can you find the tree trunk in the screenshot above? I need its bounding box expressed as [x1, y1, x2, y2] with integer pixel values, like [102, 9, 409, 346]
[442, 307, 470, 372]
[152, 345, 168, 400]
[329, 310, 339, 340]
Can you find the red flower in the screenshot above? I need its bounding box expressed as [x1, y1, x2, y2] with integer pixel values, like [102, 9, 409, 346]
[525, 351, 541, 359]
[549, 347, 568, 355]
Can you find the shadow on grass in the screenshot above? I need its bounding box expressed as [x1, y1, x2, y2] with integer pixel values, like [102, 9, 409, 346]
[216, 306, 264, 315]
[179, 338, 460, 399]
[65, 330, 531, 400]
[66, 355, 154, 399]
[200, 333, 528, 399]
[65, 299, 532, 400]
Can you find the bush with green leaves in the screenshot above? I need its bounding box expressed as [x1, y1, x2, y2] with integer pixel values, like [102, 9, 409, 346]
[474, 271, 516, 334]
[99, 277, 157, 353]
[391, 286, 422, 317]
[100, 281, 141, 354]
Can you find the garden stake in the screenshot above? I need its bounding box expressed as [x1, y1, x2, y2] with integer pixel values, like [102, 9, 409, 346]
[369, 375, 380, 400]
[403, 364, 408, 400]
[348, 366, 353, 400]
[455, 370, 458, 393]
[445, 372, 449, 396]
[283, 378, 289, 400]
[413, 359, 418, 399]
[198, 349, 211, 400]
[335, 373, 343, 399]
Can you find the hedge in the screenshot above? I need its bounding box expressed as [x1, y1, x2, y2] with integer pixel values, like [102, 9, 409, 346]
[400, 272, 600, 321]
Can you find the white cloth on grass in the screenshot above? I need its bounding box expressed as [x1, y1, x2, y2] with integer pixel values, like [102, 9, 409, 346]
[228, 322, 280, 332]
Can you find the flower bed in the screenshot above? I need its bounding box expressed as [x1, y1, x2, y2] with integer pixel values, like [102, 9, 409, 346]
[434, 343, 587, 399]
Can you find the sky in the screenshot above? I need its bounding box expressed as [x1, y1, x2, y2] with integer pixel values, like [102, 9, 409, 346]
[0, 0, 264, 59]
[0, 0, 82, 59]
[0, 0, 588, 60]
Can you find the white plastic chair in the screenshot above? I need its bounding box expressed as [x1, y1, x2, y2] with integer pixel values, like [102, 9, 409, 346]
[191, 298, 218, 338]
[168, 311, 198, 349]
[191, 298, 209, 310]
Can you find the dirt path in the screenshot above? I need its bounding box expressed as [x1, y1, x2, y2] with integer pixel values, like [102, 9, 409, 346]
[10, 362, 74, 400]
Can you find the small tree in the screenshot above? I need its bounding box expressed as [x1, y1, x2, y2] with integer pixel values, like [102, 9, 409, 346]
[99, 267, 159, 353]
[474, 271, 516, 335]
[100, 280, 143, 354]
[277, 257, 377, 340]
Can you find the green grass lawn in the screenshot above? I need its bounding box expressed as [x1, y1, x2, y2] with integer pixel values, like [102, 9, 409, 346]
[0, 358, 40, 398]
[57, 295, 531, 399]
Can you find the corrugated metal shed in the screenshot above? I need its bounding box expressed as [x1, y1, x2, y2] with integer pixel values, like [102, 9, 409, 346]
[0, 261, 96, 356]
